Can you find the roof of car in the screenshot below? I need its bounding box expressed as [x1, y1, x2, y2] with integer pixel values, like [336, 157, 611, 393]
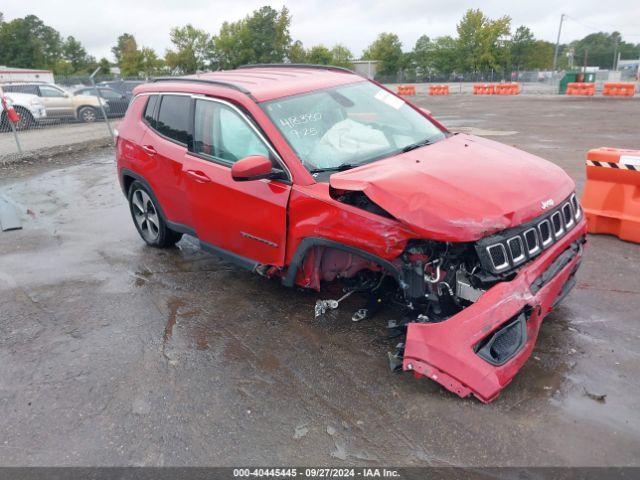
[140, 64, 365, 102]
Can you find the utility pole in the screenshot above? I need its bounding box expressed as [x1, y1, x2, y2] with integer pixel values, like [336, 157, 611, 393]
[612, 36, 619, 70]
[553, 13, 565, 72]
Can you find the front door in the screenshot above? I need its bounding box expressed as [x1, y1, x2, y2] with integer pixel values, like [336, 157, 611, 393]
[183, 97, 290, 266]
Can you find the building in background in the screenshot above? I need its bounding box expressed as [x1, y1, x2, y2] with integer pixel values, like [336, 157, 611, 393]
[0, 67, 54, 83]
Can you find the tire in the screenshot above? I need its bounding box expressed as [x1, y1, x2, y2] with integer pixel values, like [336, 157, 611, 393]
[0, 112, 8, 132]
[78, 106, 98, 123]
[128, 181, 183, 248]
[14, 107, 35, 130]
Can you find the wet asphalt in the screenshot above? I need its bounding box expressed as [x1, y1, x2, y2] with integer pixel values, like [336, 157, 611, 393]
[0, 96, 639, 466]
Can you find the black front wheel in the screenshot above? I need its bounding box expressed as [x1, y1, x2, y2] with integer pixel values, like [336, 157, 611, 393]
[128, 181, 183, 248]
[78, 106, 98, 123]
[14, 107, 35, 130]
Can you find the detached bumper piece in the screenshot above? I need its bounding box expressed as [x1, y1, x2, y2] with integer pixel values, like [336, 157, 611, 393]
[402, 222, 586, 403]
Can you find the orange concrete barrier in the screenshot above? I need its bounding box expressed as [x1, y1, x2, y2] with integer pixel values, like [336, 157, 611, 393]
[566, 82, 595, 96]
[581, 147, 640, 243]
[495, 83, 520, 95]
[602, 82, 636, 97]
[397, 85, 416, 96]
[429, 84, 449, 96]
[473, 84, 495, 95]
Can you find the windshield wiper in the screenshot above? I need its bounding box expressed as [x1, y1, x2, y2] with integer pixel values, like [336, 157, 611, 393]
[402, 138, 435, 153]
[309, 163, 359, 174]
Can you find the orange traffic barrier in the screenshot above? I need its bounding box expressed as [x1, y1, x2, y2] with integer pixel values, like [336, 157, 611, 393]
[429, 84, 449, 96]
[581, 147, 640, 243]
[602, 82, 636, 97]
[397, 85, 416, 96]
[495, 83, 520, 95]
[473, 84, 495, 95]
[566, 82, 595, 96]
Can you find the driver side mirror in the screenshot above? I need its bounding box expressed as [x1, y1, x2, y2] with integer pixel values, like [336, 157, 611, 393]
[231, 155, 275, 182]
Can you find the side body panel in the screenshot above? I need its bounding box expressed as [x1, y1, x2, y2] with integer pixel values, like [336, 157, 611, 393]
[183, 154, 290, 265]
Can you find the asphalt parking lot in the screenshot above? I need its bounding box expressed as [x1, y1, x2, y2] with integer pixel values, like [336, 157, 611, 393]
[0, 95, 639, 466]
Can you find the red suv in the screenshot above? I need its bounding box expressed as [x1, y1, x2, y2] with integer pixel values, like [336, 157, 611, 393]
[116, 65, 586, 402]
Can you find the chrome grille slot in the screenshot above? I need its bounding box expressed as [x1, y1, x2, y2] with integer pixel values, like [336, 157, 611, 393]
[570, 193, 581, 220]
[523, 228, 540, 255]
[562, 202, 574, 228]
[507, 236, 525, 264]
[538, 220, 552, 247]
[551, 211, 564, 237]
[487, 244, 509, 271]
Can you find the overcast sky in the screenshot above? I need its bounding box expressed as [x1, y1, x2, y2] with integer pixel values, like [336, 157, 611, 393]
[2, 0, 640, 61]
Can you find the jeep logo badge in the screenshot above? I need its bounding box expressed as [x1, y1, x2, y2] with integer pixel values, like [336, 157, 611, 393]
[541, 199, 555, 210]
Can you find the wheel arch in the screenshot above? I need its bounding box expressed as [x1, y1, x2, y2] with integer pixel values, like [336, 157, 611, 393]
[282, 236, 403, 288]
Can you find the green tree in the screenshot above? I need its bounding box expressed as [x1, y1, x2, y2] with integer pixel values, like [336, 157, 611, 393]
[456, 9, 511, 73]
[62, 35, 90, 72]
[98, 57, 111, 74]
[287, 40, 307, 63]
[412, 35, 433, 74]
[212, 6, 292, 69]
[244, 6, 291, 63]
[570, 32, 640, 69]
[140, 47, 164, 76]
[112, 33, 136, 64]
[165, 24, 213, 73]
[431, 36, 458, 76]
[0, 15, 62, 69]
[510, 26, 535, 70]
[527, 40, 554, 69]
[307, 45, 332, 64]
[329, 44, 353, 68]
[119, 36, 143, 77]
[362, 32, 403, 75]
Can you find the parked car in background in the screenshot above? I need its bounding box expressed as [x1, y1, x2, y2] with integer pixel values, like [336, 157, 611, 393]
[98, 80, 145, 100]
[74, 86, 129, 117]
[0, 89, 47, 131]
[1, 82, 109, 123]
[115, 65, 586, 403]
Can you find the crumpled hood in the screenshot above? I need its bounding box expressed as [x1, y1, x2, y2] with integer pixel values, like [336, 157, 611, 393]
[329, 133, 575, 241]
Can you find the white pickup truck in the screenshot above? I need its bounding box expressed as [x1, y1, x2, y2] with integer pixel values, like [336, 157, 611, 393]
[0, 89, 47, 131]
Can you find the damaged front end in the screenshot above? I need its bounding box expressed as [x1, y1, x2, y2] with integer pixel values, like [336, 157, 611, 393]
[302, 189, 587, 403]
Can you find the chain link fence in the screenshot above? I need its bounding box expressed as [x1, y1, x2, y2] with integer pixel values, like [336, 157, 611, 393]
[0, 76, 148, 164]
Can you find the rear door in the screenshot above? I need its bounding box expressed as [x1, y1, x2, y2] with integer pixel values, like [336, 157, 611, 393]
[138, 93, 193, 227]
[38, 85, 74, 117]
[182, 97, 291, 266]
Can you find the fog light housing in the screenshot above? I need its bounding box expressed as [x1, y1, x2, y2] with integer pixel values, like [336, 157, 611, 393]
[475, 311, 528, 365]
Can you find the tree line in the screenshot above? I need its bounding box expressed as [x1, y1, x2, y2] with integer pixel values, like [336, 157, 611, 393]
[0, 8, 638, 79]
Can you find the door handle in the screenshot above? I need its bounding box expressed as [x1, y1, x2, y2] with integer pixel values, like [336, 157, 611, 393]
[141, 145, 157, 156]
[186, 170, 212, 183]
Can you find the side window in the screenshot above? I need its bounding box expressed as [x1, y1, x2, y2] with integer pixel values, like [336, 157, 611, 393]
[143, 95, 158, 128]
[155, 95, 192, 145]
[39, 86, 67, 98]
[193, 99, 270, 164]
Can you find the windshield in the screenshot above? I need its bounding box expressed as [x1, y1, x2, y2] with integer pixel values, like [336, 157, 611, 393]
[261, 81, 446, 173]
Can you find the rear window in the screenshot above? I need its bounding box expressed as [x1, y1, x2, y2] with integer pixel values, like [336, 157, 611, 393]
[155, 95, 192, 145]
[143, 95, 158, 128]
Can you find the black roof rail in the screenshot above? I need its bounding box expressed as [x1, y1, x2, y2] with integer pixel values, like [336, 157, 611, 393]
[238, 63, 358, 75]
[150, 76, 252, 95]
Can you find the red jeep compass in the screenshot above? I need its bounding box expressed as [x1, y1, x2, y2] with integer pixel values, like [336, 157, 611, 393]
[116, 65, 587, 403]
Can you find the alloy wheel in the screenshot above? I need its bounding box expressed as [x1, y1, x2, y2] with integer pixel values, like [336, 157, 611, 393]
[131, 189, 160, 243]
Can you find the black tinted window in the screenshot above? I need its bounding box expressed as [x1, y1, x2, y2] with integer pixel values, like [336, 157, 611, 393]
[143, 95, 158, 128]
[156, 95, 192, 145]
